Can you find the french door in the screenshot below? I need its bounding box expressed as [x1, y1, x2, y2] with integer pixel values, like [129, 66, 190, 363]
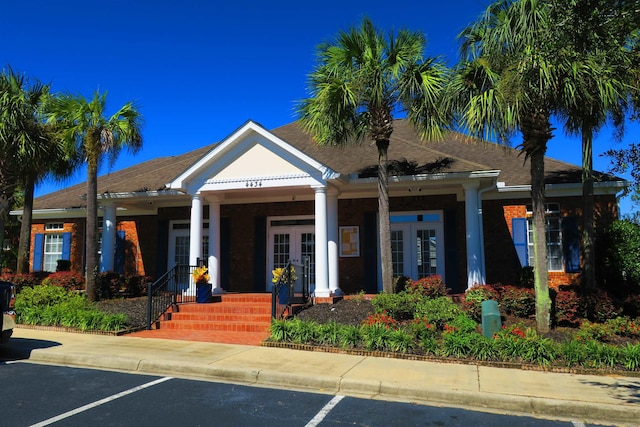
[266, 225, 315, 292]
[388, 212, 445, 287]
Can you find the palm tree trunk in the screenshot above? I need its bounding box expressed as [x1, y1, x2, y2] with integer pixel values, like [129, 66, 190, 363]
[16, 176, 35, 274]
[85, 159, 99, 301]
[530, 146, 551, 333]
[581, 127, 595, 290]
[377, 138, 393, 294]
[522, 110, 552, 333]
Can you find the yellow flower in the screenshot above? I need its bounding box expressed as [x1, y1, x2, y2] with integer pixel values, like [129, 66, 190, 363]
[192, 266, 210, 284]
[272, 266, 297, 284]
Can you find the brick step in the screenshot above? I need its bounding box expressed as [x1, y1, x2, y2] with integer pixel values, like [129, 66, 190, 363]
[160, 320, 271, 333]
[216, 293, 272, 303]
[176, 303, 271, 314]
[169, 312, 272, 323]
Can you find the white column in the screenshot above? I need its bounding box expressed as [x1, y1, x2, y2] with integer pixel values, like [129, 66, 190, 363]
[208, 197, 224, 293]
[464, 183, 484, 288]
[314, 186, 330, 297]
[100, 203, 116, 272]
[327, 189, 342, 296]
[189, 194, 203, 267]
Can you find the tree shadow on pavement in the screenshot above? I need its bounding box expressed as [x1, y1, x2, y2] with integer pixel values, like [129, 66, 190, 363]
[579, 378, 640, 405]
[0, 338, 61, 362]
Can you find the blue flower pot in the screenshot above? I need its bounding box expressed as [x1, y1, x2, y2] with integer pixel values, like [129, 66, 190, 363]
[196, 283, 212, 303]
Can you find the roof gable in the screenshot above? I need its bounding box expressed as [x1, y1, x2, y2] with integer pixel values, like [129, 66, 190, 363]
[167, 121, 337, 194]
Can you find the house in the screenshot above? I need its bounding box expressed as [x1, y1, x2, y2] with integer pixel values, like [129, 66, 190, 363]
[15, 119, 626, 296]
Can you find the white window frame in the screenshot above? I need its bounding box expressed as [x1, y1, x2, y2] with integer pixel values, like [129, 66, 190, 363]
[526, 204, 564, 272]
[43, 233, 63, 272]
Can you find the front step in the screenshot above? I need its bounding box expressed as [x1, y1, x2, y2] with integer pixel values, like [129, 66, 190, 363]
[153, 293, 273, 341]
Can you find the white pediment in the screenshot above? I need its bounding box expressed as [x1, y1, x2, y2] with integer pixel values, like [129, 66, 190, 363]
[213, 143, 306, 181]
[168, 121, 338, 194]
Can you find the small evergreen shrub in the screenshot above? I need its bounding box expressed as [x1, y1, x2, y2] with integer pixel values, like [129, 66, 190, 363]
[500, 286, 535, 318]
[41, 271, 85, 291]
[581, 289, 621, 323]
[462, 285, 501, 322]
[371, 291, 420, 321]
[414, 296, 461, 330]
[552, 290, 581, 326]
[408, 275, 448, 299]
[598, 220, 640, 293]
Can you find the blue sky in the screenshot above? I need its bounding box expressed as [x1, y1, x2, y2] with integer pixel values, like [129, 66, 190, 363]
[2, 0, 636, 215]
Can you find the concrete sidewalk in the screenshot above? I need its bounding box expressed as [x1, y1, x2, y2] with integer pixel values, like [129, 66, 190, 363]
[4, 327, 640, 426]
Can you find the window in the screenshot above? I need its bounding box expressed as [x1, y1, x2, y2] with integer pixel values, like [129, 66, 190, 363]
[512, 204, 580, 273]
[34, 226, 71, 273]
[43, 234, 63, 272]
[527, 217, 563, 271]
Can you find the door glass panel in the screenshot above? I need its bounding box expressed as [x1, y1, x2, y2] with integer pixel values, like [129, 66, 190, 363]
[174, 235, 190, 266]
[273, 233, 290, 269]
[300, 232, 315, 284]
[417, 229, 437, 278]
[391, 229, 404, 277]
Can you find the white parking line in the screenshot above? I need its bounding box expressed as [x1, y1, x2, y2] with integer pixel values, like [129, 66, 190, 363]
[30, 376, 173, 427]
[305, 395, 345, 427]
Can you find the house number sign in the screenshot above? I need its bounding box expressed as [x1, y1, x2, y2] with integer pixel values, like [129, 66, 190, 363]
[246, 180, 263, 187]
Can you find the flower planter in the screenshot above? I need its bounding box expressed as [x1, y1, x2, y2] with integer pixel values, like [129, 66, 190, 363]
[196, 283, 212, 303]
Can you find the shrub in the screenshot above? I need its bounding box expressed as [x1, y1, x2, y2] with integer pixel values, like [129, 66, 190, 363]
[414, 296, 461, 330]
[0, 269, 40, 293]
[462, 285, 501, 322]
[575, 321, 616, 343]
[408, 275, 448, 299]
[14, 284, 128, 331]
[603, 317, 640, 339]
[371, 291, 420, 321]
[581, 289, 621, 323]
[584, 340, 621, 369]
[500, 286, 535, 318]
[552, 290, 581, 326]
[598, 220, 640, 293]
[338, 324, 362, 349]
[621, 343, 640, 371]
[41, 271, 85, 291]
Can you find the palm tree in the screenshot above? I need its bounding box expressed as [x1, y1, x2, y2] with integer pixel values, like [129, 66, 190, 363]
[46, 91, 143, 301]
[450, 0, 562, 332]
[550, 0, 639, 290]
[297, 18, 449, 294]
[0, 67, 68, 273]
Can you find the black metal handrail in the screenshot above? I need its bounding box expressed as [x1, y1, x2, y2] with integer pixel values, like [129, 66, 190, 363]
[271, 257, 310, 319]
[146, 264, 199, 330]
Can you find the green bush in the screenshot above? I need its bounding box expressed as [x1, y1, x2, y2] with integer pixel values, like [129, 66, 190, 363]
[408, 275, 448, 299]
[371, 291, 421, 321]
[14, 284, 128, 331]
[361, 323, 392, 350]
[41, 271, 85, 291]
[462, 285, 501, 322]
[414, 296, 461, 330]
[598, 220, 640, 293]
[581, 289, 621, 323]
[500, 286, 535, 318]
[552, 289, 582, 326]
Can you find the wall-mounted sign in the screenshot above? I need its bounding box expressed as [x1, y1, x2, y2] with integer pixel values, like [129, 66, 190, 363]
[339, 226, 360, 257]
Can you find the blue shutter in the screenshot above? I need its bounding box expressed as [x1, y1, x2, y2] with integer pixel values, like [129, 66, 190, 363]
[61, 232, 72, 260]
[512, 218, 528, 268]
[562, 216, 581, 273]
[115, 230, 126, 274]
[33, 233, 44, 272]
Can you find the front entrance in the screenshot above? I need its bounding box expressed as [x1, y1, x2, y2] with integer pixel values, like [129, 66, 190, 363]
[266, 217, 315, 292]
[388, 212, 445, 288]
[168, 221, 209, 290]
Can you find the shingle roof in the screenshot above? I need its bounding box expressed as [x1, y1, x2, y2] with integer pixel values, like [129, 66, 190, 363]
[32, 118, 608, 211]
